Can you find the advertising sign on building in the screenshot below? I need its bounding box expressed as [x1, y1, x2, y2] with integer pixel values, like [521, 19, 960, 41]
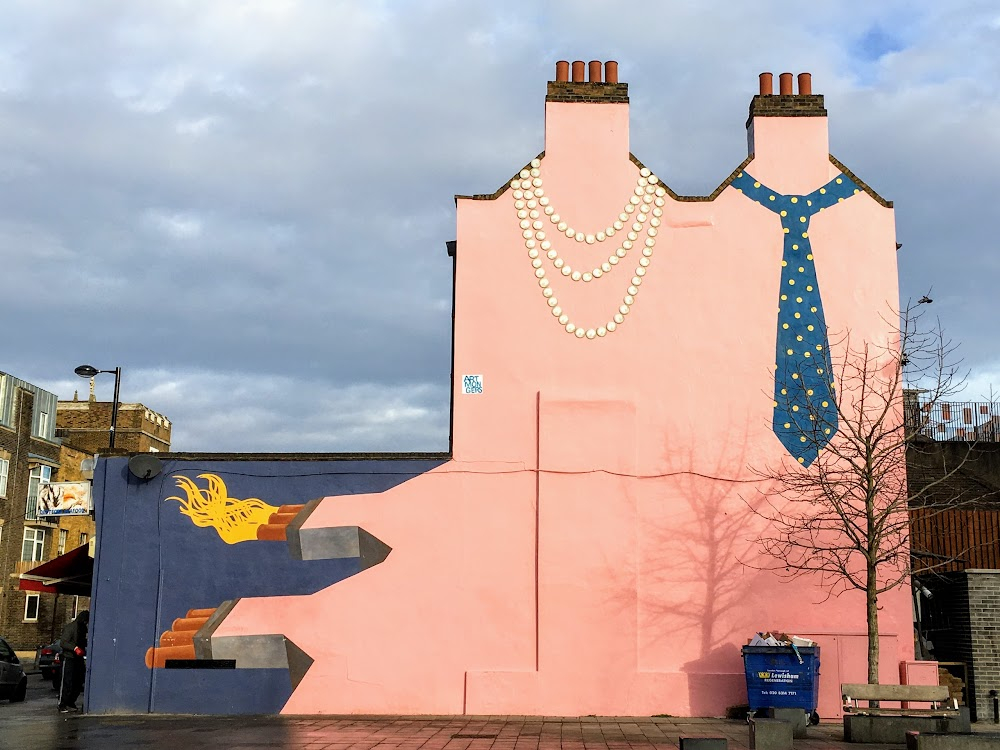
[37, 481, 92, 516]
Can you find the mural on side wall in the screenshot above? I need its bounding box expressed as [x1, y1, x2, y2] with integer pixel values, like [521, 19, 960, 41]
[88, 64, 913, 718]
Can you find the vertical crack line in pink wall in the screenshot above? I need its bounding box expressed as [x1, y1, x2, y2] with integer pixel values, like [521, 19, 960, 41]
[534, 390, 541, 672]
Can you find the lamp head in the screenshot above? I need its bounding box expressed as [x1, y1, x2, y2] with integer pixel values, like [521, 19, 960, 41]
[74, 365, 99, 378]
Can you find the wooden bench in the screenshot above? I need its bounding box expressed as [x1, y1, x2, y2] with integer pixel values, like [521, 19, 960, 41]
[842, 683, 959, 716]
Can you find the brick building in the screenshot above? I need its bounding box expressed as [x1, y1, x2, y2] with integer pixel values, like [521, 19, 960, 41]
[56, 390, 171, 454]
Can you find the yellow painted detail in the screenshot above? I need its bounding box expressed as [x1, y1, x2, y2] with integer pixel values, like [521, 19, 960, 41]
[166, 474, 279, 544]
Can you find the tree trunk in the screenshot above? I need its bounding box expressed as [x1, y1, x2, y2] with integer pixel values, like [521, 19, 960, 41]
[867, 570, 880, 684]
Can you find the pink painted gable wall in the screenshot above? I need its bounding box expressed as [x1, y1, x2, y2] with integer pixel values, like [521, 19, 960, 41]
[215, 73, 914, 718]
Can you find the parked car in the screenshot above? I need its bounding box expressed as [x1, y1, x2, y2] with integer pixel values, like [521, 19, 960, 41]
[36, 641, 59, 680]
[0, 636, 27, 702]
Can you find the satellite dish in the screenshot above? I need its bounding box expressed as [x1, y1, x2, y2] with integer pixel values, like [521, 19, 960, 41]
[80, 457, 97, 472]
[128, 454, 163, 480]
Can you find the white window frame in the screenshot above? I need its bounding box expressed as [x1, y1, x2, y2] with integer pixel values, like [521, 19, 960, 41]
[0, 457, 8, 497]
[22, 527, 45, 562]
[24, 593, 39, 622]
[58, 528, 67, 555]
[26, 464, 51, 521]
[79, 532, 88, 547]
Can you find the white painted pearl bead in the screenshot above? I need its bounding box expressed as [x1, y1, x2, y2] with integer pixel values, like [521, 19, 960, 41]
[637, 211, 648, 221]
[543, 288, 553, 298]
[527, 200, 537, 210]
[616, 311, 626, 321]
[638, 177, 648, 187]
[597, 327, 607, 337]
[613, 220, 624, 230]
[520, 169, 530, 179]
[655, 186, 666, 196]
[642, 247, 653, 257]
[645, 185, 656, 195]
[547, 297, 558, 307]
[520, 219, 531, 230]
[535, 231, 545, 240]
[571, 271, 582, 281]
[539, 196, 549, 206]
[511, 179, 521, 189]
[539, 278, 549, 288]
[532, 220, 543, 230]
[645, 238, 655, 247]
[632, 276, 642, 286]
[625, 204, 635, 212]
[552, 306, 561, 316]
[531, 158, 541, 168]
[624, 295, 635, 305]
[643, 194, 654, 204]
[592, 268, 603, 278]
[640, 167, 651, 177]
[518, 210, 528, 220]
[513, 190, 524, 200]
[622, 240, 633, 250]
[544, 206, 554, 215]
[528, 249, 539, 259]
[632, 222, 642, 232]
[616, 248, 627, 258]
[609, 255, 619, 265]
[566, 323, 576, 333]
[534, 268, 546, 278]
[566, 228, 575, 238]
[522, 229, 534, 239]
[602, 262, 612, 272]
[636, 267, 646, 276]
[541, 240, 551, 250]
[530, 168, 540, 178]
[585, 234, 595, 244]
[649, 175, 658, 184]
[575, 234, 585, 243]
[639, 257, 650, 267]
[655, 198, 665, 207]
[634, 186, 645, 196]
[529, 210, 539, 220]
[557, 222, 567, 232]
[627, 232, 638, 241]
[526, 239, 536, 248]
[582, 272, 593, 282]
[547, 249, 558, 259]
[628, 286, 638, 295]
[522, 188, 535, 198]
[586, 329, 596, 339]
[558, 314, 569, 325]
[596, 231, 606, 242]
[554, 258, 564, 268]
[630, 195, 641, 205]
[650, 217, 661, 227]
[607, 321, 617, 332]
[533, 187, 544, 196]
[619, 213, 628, 222]
[652, 208, 663, 217]
[561, 266, 572, 276]
[647, 228, 657, 237]
[532, 259, 542, 268]
[575, 328, 585, 338]
[532, 178, 542, 187]
[515, 200, 525, 209]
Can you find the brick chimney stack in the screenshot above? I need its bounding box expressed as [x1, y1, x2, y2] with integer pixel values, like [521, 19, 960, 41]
[547, 60, 628, 103]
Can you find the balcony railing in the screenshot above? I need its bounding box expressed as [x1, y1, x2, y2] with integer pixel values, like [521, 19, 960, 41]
[905, 400, 1000, 442]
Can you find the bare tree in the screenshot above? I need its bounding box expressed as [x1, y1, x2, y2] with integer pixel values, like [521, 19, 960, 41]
[746, 301, 985, 684]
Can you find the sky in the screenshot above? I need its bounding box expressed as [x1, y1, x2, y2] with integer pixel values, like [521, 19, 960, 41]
[1, 1, 998, 452]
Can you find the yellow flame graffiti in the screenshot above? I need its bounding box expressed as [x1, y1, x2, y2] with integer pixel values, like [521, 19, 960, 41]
[165, 474, 278, 544]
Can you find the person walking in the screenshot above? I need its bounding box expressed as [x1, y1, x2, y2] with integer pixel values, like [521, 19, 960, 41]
[57, 610, 89, 713]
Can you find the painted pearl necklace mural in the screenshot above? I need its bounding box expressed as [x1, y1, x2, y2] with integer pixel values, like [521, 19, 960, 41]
[512, 158, 665, 338]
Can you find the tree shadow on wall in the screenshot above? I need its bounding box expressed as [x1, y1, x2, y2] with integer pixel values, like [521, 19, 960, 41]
[641, 422, 769, 714]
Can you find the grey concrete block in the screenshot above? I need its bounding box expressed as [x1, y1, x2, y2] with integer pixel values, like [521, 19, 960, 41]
[679, 738, 727, 749]
[845, 714, 970, 744]
[766, 708, 808, 738]
[906, 731, 1000, 749]
[748, 718, 792, 750]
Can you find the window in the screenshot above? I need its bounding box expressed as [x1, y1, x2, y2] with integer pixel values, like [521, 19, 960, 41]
[38, 406, 51, 437]
[25, 464, 51, 521]
[0, 457, 8, 497]
[22, 528, 45, 562]
[58, 529, 67, 555]
[24, 594, 39, 622]
[79, 532, 88, 547]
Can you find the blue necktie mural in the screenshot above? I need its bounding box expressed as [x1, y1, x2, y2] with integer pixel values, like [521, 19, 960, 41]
[731, 170, 862, 466]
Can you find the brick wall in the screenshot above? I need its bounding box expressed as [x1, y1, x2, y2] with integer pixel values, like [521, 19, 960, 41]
[57, 400, 172, 453]
[967, 570, 1000, 722]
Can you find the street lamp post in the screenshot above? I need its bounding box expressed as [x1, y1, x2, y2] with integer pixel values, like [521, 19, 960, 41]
[74, 365, 122, 450]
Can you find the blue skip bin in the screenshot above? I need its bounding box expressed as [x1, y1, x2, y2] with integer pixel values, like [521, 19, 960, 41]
[742, 645, 821, 714]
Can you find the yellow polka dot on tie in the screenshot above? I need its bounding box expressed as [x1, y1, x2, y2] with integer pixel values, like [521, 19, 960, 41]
[796, 297, 803, 303]
[824, 428, 831, 435]
[816, 344, 823, 351]
[781, 388, 787, 395]
[781, 260, 787, 266]
[807, 200, 812, 206]
[836, 178, 842, 184]
[781, 294, 787, 300]
[820, 188, 826, 194]
[783, 227, 789, 233]
[737, 172, 743, 177]
[791, 197, 798, 203]
[798, 457, 805, 463]
[792, 405, 800, 411]
[787, 348, 794, 355]
[822, 401, 829, 407]
[806, 285, 813, 291]
[807, 254, 813, 260]
[807, 389, 814, 396]
[799, 216, 806, 223]
[792, 373, 799, 379]
[737, 188, 743, 193]
[807, 324, 814, 331]
[798, 267, 805, 272]
[792, 244, 799, 250]
[769, 195, 775, 201]
[780, 210, 787, 216]
[817, 368, 824, 375]
[811, 306, 817, 312]
[796, 334, 803, 340]
[773, 400, 779, 407]
[838, 197, 844, 203]
[854, 188, 860, 194]
[800, 436, 807, 442]
[802, 232, 809, 238]
[794, 313, 801, 319]
[804, 351, 811, 358]
[789, 279, 795, 285]
[753, 181, 760, 187]
[809, 414, 815, 421]
[782, 323, 789, 329]
[784, 422, 791, 428]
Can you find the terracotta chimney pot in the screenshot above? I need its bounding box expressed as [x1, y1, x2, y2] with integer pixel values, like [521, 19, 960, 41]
[555, 60, 569, 82]
[571, 60, 585, 82]
[759, 72, 773, 95]
[588, 60, 602, 82]
[797, 72, 812, 95]
[605, 60, 619, 83]
[779, 72, 793, 95]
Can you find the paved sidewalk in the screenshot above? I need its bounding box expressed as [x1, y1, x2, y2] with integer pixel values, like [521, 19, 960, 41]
[0, 713, 937, 750]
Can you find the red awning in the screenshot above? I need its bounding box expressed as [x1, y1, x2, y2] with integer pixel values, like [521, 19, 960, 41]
[19, 544, 93, 596]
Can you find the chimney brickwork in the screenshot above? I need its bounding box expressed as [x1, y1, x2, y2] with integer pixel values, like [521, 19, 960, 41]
[547, 60, 627, 103]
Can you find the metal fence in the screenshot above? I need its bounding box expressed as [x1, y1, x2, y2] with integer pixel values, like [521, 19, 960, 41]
[906, 400, 1000, 442]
